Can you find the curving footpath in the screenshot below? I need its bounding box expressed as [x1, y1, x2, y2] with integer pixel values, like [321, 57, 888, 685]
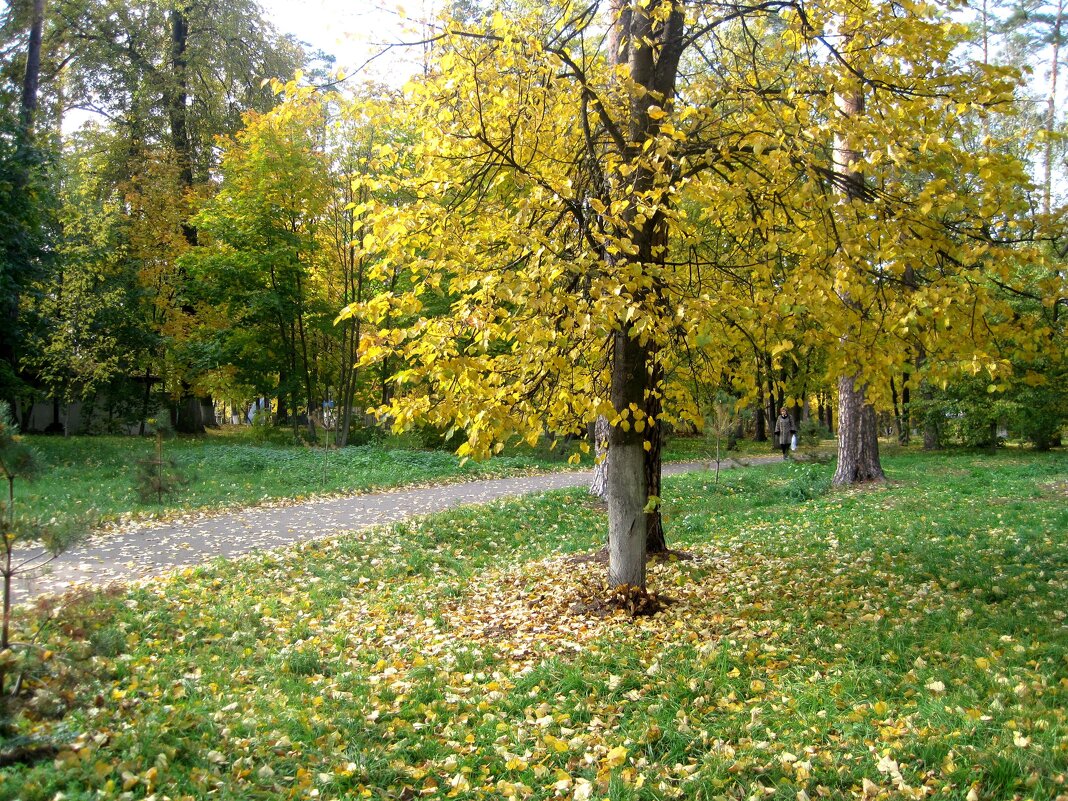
[13, 457, 780, 603]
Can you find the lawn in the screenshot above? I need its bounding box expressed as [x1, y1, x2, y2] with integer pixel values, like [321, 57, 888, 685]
[17, 432, 575, 531]
[2, 450, 1066, 800]
[17, 430, 754, 533]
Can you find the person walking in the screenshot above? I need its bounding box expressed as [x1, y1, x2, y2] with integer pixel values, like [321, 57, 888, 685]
[773, 407, 796, 460]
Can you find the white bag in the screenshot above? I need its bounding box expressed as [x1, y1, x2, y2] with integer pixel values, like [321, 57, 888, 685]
[790, 433, 797, 451]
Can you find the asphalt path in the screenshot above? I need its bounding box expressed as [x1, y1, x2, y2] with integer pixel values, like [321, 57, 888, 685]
[13, 456, 779, 602]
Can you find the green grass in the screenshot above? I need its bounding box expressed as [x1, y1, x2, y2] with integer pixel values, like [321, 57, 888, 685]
[17, 429, 826, 533]
[15, 431, 573, 530]
[2, 450, 1066, 800]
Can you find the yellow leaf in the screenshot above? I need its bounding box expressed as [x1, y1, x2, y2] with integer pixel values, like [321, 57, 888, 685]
[604, 745, 628, 768]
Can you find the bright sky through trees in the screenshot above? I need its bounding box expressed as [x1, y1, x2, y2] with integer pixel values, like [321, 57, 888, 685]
[258, 0, 437, 82]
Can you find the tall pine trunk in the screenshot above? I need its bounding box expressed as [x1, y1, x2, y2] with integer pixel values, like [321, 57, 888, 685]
[831, 30, 884, 485]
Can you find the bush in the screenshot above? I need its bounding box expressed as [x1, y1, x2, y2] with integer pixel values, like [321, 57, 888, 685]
[347, 423, 385, 447]
[797, 419, 831, 446]
[249, 410, 301, 446]
[783, 462, 832, 501]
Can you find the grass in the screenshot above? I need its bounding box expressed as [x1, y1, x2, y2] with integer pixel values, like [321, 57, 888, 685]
[16, 431, 576, 531]
[2, 450, 1066, 800]
[18, 428, 800, 533]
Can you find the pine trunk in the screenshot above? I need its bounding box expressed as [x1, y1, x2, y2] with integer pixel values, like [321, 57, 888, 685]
[831, 30, 884, 484]
[832, 375, 885, 485]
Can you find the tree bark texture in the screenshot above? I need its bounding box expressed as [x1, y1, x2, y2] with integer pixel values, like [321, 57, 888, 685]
[607, 331, 648, 589]
[831, 36, 884, 483]
[832, 375, 885, 485]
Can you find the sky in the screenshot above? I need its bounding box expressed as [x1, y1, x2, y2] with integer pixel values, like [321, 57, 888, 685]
[258, 0, 439, 85]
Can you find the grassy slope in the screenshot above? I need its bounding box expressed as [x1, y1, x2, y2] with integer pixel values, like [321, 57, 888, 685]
[3, 451, 1066, 800]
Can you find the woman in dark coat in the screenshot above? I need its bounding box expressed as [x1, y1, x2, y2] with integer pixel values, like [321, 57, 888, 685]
[773, 407, 795, 460]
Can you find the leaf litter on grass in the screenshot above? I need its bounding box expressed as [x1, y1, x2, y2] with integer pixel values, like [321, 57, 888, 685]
[2, 452, 1066, 801]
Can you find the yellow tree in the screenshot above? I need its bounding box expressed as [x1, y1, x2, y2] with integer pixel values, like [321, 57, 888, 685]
[350, 0, 1054, 593]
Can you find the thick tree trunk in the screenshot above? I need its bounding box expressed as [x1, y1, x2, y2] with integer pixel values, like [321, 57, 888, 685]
[604, 0, 685, 590]
[168, 6, 196, 241]
[832, 375, 885, 485]
[607, 332, 648, 589]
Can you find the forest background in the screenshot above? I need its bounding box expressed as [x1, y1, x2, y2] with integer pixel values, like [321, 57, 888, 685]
[0, 0, 1066, 563]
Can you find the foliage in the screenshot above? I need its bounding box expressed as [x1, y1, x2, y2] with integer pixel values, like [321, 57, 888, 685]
[0, 104, 52, 407]
[797, 418, 831, 447]
[0, 451, 1065, 798]
[20, 133, 148, 422]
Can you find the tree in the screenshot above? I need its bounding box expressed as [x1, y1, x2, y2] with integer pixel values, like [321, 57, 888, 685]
[1005, 0, 1067, 215]
[188, 86, 333, 438]
[0, 0, 53, 418]
[350, 0, 1055, 593]
[28, 0, 310, 431]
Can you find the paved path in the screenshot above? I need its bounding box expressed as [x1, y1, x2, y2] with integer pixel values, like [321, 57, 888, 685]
[14, 457, 778, 602]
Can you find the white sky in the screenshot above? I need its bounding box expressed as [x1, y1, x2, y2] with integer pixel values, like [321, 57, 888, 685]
[258, 0, 440, 84]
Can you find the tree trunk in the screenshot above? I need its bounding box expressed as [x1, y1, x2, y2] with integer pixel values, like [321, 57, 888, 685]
[644, 357, 666, 554]
[168, 5, 196, 244]
[590, 415, 610, 499]
[890, 375, 902, 443]
[921, 380, 941, 450]
[899, 380, 911, 445]
[607, 331, 648, 589]
[20, 0, 46, 134]
[832, 375, 885, 485]
[754, 380, 767, 441]
[831, 29, 884, 484]
[604, 0, 685, 590]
